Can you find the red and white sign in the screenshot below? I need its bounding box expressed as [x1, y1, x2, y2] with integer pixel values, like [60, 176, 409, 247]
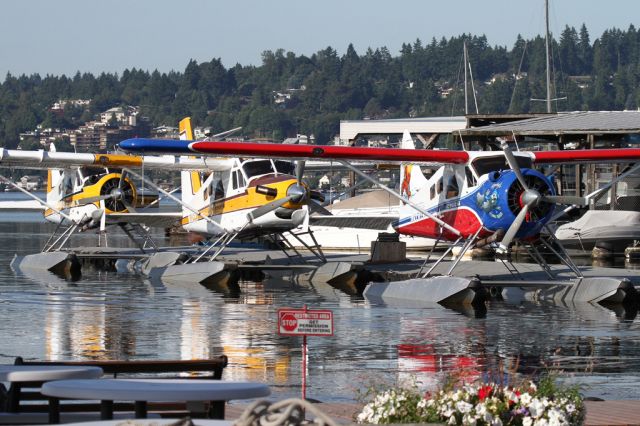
[277, 308, 333, 336]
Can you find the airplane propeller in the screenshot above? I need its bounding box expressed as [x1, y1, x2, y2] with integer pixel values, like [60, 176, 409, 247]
[248, 184, 307, 221]
[75, 173, 137, 213]
[497, 141, 588, 254]
[294, 159, 332, 215]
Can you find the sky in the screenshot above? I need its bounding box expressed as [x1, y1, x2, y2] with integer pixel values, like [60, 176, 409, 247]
[2, 0, 640, 79]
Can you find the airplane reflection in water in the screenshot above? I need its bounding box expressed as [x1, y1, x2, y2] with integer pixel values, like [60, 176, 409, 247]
[11, 261, 640, 401]
[33, 274, 296, 385]
[395, 301, 639, 395]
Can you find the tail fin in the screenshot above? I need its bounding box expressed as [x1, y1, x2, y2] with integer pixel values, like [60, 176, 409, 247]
[46, 143, 63, 205]
[179, 117, 205, 212]
[399, 130, 428, 201]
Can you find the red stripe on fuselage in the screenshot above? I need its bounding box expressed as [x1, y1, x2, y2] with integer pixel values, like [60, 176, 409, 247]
[397, 208, 489, 240]
[191, 142, 470, 164]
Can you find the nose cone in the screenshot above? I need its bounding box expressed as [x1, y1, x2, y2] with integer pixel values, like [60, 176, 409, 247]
[118, 139, 138, 151]
[118, 138, 192, 154]
[287, 183, 307, 203]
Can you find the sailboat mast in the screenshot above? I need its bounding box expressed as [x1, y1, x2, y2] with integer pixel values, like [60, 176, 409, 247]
[463, 40, 469, 115]
[545, 0, 552, 113]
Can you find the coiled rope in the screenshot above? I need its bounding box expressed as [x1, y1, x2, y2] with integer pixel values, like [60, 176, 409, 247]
[233, 399, 338, 426]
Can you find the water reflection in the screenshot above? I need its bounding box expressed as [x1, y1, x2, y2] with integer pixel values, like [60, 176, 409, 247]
[2, 219, 640, 401]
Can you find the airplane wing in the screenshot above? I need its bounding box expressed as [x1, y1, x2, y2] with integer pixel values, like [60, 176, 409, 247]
[106, 212, 182, 228]
[119, 138, 470, 165]
[0, 148, 232, 171]
[120, 138, 640, 165]
[531, 149, 640, 164]
[0, 200, 45, 210]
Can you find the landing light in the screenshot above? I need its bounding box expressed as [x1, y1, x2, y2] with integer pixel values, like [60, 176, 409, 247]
[256, 185, 277, 197]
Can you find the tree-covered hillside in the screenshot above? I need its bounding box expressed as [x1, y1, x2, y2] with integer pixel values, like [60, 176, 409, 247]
[2, 24, 640, 148]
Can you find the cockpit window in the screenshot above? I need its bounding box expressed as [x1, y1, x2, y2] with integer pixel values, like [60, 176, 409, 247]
[274, 160, 295, 175]
[471, 156, 532, 177]
[242, 160, 274, 178]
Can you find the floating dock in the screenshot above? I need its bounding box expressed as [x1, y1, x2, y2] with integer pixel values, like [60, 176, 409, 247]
[11, 248, 640, 307]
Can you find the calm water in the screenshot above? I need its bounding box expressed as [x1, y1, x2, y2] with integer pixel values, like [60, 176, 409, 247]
[2, 199, 640, 402]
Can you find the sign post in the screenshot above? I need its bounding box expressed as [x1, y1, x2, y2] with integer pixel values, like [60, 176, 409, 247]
[278, 305, 333, 400]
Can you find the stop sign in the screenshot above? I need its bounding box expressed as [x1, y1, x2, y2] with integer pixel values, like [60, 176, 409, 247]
[280, 313, 298, 332]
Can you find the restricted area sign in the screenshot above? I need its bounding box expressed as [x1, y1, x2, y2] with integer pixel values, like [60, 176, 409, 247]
[277, 308, 334, 336]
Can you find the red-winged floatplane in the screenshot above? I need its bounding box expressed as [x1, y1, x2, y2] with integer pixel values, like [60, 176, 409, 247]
[119, 131, 640, 306]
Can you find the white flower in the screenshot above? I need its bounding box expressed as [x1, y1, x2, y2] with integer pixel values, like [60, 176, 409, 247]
[547, 407, 568, 425]
[475, 403, 487, 416]
[523, 417, 533, 426]
[520, 392, 533, 405]
[455, 401, 473, 414]
[529, 398, 546, 418]
[504, 390, 518, 403]
[448, 415, 457, 425]
[463, 413, 477, 425]
[491, 418, 503, 426]
[565, 403, 575, 413]
[533, 418, 548, 426]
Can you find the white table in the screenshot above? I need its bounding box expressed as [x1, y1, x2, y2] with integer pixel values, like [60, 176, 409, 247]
[0, 365, 104, 382]
[42, 379, 270, 420]
[0, 364, 103, 418]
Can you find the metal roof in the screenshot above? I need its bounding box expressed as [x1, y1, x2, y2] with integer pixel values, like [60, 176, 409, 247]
[458, 111, 640, 136]
[340, 116, 466, 141]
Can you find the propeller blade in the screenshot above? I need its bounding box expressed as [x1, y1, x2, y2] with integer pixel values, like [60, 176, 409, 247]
[118, 170, 127, 189]
[308, 200, 332, 216]
[122, 199, 137, 214]
[248, 195, 293, 221]
[496, 204, 530, 254]
[542, 195, 588, 206]
[295, 160, 305, 185]
[76, 194, 114, 205]
[310, 190, 325, 203]
[500, 141, 529, 191]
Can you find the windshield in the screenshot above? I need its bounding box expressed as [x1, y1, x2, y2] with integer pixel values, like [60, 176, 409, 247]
[242, 160, 274, 178]
[274, 160, 295, 175]
[471, 156, 532, 177]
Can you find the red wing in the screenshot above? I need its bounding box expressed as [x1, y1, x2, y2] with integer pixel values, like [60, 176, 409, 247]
[190, 141, 470, 164]
[532, 149, 640, 164]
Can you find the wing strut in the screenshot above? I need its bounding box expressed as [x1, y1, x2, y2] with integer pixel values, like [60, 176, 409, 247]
[337, 160, 462, 237]
[550, 162, 640, 222]
[123, 168, 220, 227]
[0, 174, 76, 223]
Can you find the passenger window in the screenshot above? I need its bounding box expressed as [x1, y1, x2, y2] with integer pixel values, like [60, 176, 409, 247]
[430, 185, 435, 199]
[465, 168, 476, 186]
[436, 177, 443, 194]
[214, 180, 225, 199]
[232, 171, 238, 190]
[445, 177, 459, 199]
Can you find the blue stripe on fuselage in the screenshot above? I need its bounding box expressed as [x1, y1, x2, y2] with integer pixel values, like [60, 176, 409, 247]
[119, 138, 193, 154]
[392, 190, 479, 228]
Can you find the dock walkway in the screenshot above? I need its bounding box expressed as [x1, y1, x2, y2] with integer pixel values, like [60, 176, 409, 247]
[226, 400, 640, 425]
